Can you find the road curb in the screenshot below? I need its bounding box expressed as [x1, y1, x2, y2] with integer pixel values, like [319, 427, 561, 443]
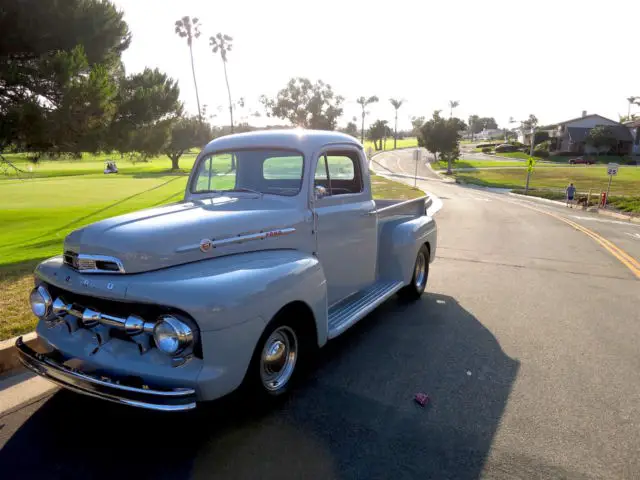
[0, 331, 36, 376]
[426, 162, 457, 183]
[508, 193, 640, 224]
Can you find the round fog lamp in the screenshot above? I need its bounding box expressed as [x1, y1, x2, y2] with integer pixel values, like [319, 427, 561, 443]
[30, 285, 52, 318]
[153, 315, 193, 356]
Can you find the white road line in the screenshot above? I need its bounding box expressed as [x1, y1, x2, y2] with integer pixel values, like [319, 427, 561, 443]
[626, 232, 640, 240]
[570, 215, 640, 228]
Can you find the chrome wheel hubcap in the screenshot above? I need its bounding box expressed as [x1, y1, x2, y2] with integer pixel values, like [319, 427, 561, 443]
[414, 252, 427, 290]
[260, 326, 298, 391]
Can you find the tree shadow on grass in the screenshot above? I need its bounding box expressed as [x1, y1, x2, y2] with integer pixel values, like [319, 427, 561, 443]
[129, 169, 190, 179]
[0, 258, 47, 283]
[0, 293, 520, 479]
[0, 176, 185, 252]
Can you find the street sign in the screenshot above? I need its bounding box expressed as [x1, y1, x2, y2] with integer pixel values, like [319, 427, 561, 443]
[367, 147, 373, 159]
[604, 163, 619, 207]
[413, 149, 421, 162]
[527, 157, 536, 172]
[413, 149, 421, 187]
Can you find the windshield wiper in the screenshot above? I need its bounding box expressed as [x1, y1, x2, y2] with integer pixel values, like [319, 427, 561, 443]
[221, 188, 263, 197]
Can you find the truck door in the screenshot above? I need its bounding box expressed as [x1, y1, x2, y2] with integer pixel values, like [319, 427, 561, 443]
[313, 148, 377, 305]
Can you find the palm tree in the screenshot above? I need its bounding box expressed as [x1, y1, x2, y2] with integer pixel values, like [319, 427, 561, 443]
[357, 96, 379, 143]
[175, 16, 202, 121]
[210, 33, 235, 133]
[367, 119, 389, 151]
[449, 100, 459, 118]
[627, 96, 638, 119]
[389, 98, 404, 149]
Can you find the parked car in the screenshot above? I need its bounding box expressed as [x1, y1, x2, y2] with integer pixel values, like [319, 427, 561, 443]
[569, 157, 594, 165]
[494, 144, 518, 153]
[17, 130, 438, 412]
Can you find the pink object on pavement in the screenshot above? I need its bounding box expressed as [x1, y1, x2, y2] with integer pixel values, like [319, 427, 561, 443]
[414, 392, 430, 407]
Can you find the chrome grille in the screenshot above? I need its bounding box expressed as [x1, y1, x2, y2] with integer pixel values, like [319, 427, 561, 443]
[63, 251, 79, 269]
[63, 251, 125, 274]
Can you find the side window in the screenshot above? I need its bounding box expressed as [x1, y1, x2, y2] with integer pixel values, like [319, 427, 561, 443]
[324, 151, 363, 195]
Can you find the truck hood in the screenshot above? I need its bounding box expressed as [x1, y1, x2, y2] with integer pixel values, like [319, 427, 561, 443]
[64, 195, 308, 274]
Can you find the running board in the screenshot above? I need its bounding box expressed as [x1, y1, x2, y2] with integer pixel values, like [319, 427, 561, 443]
[327, 280, 404, 339]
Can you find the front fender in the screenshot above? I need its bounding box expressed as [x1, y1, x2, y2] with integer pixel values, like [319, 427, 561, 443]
[124, 250, 328, 346]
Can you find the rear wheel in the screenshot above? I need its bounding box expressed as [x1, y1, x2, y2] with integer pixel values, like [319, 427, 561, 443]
[398, 245, 429, 301]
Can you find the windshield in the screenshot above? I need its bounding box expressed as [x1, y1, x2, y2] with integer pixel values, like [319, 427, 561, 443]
[192, 149, 304, 196]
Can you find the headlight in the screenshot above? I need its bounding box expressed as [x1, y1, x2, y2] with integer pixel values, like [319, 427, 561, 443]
[30, 285, 52, 318]
[153, 315, 193, 356]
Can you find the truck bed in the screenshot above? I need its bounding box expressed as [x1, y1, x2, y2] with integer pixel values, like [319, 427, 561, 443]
[374, 196, 431, 219]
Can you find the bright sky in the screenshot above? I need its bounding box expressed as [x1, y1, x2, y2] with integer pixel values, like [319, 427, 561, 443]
[113, 0, 640, 131]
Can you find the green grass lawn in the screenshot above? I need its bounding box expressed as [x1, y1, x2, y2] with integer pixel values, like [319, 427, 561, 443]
[0, 163, 422, 340]
[1, 152, 198, 179]
[452, 166, 640, 197]
[433, 160, 528, 170]
[493, 151, 636, 165]
[494, 151, 542, 161]
[371, 174, 424, 200]
[363, 137, 418, 153]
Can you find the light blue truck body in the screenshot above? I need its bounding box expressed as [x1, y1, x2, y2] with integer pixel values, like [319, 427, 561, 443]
[18, 130, 437, 410]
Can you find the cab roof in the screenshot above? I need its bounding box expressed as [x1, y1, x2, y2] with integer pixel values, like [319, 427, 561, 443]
[201, 129, 362, 154]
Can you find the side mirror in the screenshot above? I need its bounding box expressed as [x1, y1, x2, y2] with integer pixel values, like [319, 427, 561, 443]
[314, 185, 328, 200]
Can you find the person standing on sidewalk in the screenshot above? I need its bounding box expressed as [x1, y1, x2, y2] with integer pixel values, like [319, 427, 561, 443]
[566, 182, 576, 208]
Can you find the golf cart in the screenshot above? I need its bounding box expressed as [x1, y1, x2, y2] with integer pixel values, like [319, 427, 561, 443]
[104, 161, 119, 174]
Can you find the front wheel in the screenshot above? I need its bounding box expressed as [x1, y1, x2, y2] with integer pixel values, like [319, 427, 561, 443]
[398, 245, 430, 301]
[243, 315, 309, 403]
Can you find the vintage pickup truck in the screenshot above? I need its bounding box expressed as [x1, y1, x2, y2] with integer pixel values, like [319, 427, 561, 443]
[17, 130, 437, 411]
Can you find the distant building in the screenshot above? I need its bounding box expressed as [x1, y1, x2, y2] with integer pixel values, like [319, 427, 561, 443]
[477, 128, 504, 140]
[548, 113, 632, 154]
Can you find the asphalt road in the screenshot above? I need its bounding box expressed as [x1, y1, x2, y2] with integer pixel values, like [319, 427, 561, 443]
[1, 150, 639, 479]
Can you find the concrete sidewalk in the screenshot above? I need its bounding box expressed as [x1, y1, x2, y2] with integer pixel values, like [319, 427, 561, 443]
[0, 371, 56, 416]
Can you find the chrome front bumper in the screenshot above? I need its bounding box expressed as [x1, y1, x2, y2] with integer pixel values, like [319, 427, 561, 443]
[16, 337, 197, 412]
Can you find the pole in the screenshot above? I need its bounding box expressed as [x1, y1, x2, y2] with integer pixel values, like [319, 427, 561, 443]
[414, 150, 419, 187]
[604, 174, 613, 208]
[524, 126, 535, 195]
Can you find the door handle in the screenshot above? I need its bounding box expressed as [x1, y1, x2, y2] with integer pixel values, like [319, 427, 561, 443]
[362, 209, 377, 216]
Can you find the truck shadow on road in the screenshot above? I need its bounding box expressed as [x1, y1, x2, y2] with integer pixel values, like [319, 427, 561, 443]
[0, 293, 519, 480]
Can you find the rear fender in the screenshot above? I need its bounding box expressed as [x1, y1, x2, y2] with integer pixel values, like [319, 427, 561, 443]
[377, 216, 437, 284]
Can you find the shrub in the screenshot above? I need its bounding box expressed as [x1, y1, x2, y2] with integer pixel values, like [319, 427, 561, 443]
[536, 140, 551, 152]
[509, 141, 525, 148]
[481, 147, 492, 153]
[476, 142, 500, 148]
[533, 149, 550, 158]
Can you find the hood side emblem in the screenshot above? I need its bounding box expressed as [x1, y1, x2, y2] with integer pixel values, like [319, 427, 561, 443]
[180, 227, 297, 254]
[200, 239, 213, 252]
